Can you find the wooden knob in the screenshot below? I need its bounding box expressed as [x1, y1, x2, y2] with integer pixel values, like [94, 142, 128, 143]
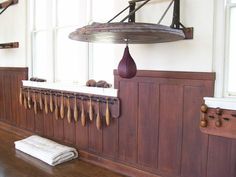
[215, 120, 222, 127]
[200, 104, 208, 113]
[200, 120, 208, 128]
[216, 107, 222, 115]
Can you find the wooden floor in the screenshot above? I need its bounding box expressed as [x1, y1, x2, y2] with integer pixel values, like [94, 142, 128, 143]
[0, 128, 127, 177]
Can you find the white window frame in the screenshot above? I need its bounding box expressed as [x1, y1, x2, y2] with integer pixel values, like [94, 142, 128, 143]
[213, 0, 236, 98]
[27, 0, 92, 83]
[224, 0, 236, 97]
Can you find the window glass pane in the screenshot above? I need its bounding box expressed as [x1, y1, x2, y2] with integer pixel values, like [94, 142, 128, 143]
[228, 7, 236, 94]
[92, 44, 115, 85]
[55, 28, 88, 84]
[57, 0, 87, 26]
[35, 0, 53, 30]
[33, 31, 54, 82]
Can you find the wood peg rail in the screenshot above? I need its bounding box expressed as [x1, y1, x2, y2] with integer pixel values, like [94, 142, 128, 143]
[20, 86, 120, 130]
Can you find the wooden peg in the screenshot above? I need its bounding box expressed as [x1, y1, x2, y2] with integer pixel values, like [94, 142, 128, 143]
[89, 97, 93, 121]
[105, 98, 110, 126]
[54, 95, 59, 120]
[39, 91, 43, 110]
[49, 92, 54, 112]
[44, 93, 48, 114]
[81, 100, 86, 127]
[96, 101, 102, 130]
[60, 93, 64, 119]
[73, 96, 78, 122]
[27, 90, 31, 109]
[67, 97, 71, 123]
[215, 119, 222, 127]
[200, 104, 208, 113]
[33, 92, 37, 115]
[216, 107, 222, 115]
[19, 87, 23, 105]
[215, 107, 222, 127]
[23, 93, 28, 109]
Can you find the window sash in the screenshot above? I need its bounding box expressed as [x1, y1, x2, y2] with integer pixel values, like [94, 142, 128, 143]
[225, 3, 236, 97]
[30, 0, 89, 83]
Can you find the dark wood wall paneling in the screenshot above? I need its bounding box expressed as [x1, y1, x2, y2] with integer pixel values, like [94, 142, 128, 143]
[1, 68, 236, 177]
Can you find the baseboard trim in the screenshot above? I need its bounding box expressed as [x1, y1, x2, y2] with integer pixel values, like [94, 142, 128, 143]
[79, 150, 161, 177]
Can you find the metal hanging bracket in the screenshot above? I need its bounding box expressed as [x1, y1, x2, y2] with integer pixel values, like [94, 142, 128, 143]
[170, 0, 193, 39]
[69, 0, 194, 43]
[0, 0, 18, 15]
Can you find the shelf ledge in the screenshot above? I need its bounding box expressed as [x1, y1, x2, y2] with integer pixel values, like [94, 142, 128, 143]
[22, 81, 118, 98]
[204, 97, 236, 110]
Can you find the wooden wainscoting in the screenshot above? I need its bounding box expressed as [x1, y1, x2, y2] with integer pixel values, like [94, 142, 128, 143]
[1, 68, 235, 177]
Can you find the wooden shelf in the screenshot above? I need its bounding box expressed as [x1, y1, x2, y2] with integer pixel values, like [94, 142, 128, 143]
[0, 0, 18, 9]
[0, 42, 19, 49]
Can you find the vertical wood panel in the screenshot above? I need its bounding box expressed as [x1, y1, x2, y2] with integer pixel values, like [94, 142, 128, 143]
[43, 112, 54, 138]
[26, 109, 35, 132]
[181, 86, 208, 177]
[34, 111, 44, 135]
[10, 74, 17, 126]
[230, 140, 236, 177]
[4, 73, 12, 124]
[63, 118, 76, 144]
[138, 83, 159, 168]
[17, 73, 27, 129]
[75, 121, 89, 150]
[118, 81, 138, 164]
[0, 73, 5, 120]
[207, 136, 233, 177]
[53, 118, 64, 141]
[102, 118, 118, 159]
[88, 118, 103, 154]
[158, 84, 183, 175]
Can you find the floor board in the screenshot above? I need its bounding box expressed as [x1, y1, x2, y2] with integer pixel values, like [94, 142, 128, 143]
[0, 128, 126, 177]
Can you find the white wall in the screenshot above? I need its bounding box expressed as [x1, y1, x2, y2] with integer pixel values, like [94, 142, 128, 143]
[0, 0, 216, 77]
[0, 0, 27, 67]
[111, 0, 214, 72]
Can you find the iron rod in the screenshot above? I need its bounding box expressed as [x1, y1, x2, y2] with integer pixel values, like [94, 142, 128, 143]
[0, 1, 12, 15]
[120, 0, 151, 22]
[107, 4, 131, 23]
[157, 0, 174, 24]
[171, 0, 180, 28]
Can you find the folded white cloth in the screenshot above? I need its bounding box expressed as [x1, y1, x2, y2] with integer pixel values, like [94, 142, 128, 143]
[14, 135, 78, 166]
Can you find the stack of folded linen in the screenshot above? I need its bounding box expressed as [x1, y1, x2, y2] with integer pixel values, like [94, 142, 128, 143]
[14, 135, 78, 166]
